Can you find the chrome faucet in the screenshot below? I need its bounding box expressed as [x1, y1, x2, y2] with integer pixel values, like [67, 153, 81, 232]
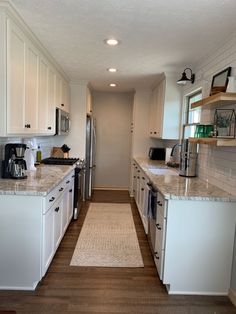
[169, 143, 181, 165]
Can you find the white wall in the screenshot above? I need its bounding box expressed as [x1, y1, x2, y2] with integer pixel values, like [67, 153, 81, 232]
[52, 83, 87, 159]
[92, 91, 133, 189]
[182, 33, 236, 196]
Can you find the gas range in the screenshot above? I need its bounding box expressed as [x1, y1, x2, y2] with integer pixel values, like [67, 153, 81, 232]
[41, 157, 80, 166]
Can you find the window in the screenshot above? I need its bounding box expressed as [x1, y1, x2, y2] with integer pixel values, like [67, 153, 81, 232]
[184, 91, 202, 138]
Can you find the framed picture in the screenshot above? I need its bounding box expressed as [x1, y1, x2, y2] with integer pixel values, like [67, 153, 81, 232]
[210, 67, 231, 96]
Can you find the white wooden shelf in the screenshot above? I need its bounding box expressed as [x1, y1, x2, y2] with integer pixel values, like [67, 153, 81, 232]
[189, 137, 236, 146]
[191, 92, 236, 109]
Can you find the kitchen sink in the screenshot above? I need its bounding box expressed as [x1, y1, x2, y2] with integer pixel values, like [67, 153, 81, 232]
[148, 168, 178, 176]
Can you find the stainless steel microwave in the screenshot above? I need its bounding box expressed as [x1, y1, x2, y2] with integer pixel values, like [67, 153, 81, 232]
[56, 108, 70, 135]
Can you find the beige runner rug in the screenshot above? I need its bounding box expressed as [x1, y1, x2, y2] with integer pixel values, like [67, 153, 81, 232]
[70, 203, 144, 267]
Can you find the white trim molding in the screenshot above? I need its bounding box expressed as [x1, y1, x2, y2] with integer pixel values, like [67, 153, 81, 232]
[229, 288, 236, 307]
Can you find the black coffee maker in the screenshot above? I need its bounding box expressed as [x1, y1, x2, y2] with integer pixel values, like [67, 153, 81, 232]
[1, 143, 27, 179]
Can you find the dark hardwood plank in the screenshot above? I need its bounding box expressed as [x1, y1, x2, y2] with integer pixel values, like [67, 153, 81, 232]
[0, 190, 235, 314]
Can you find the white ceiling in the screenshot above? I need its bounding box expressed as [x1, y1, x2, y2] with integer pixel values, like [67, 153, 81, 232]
[10, 0, 236, 92]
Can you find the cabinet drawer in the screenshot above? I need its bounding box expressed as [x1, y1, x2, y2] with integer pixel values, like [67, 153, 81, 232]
[157, 192, 167, 218]
[155, 212, 166, 250]
[154, 246, 165, 280]
[44, 186, 59, 213]
[43, 171, 74, 214]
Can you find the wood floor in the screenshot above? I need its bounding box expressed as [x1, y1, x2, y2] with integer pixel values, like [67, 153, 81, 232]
[0, 190, 236, 314]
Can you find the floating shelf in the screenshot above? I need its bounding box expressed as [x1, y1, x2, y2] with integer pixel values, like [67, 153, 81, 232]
[189, 137, 236, 146]
[191, 92, 236, 109]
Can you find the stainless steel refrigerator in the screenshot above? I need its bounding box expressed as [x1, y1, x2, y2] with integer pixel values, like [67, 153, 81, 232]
[85, 115, 96, 199]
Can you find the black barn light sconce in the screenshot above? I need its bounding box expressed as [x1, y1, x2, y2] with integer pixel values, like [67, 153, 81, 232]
[177, 68, 195, 85]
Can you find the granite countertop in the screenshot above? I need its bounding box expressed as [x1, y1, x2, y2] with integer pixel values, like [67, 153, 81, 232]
[0, 164, 75, 196]
[134, 157, 236, 202]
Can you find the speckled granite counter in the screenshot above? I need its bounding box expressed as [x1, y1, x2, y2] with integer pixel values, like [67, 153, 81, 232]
[0, 164, 75, 196]
[134, 157, 236, 202]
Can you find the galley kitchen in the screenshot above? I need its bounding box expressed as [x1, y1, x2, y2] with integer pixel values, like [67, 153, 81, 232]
[0, 1, 236, 314]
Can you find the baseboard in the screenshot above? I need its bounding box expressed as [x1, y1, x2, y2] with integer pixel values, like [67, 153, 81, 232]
[229, 288, 236, 307]
[93, 187, 129, 191]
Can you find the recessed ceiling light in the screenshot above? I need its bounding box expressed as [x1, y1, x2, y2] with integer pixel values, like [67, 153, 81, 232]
[109, 83, 116, 87]
[107, 68, 117, 73]
[104, 38, 119, 46]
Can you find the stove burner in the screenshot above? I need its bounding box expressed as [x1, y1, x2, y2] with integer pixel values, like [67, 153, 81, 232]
[41, 157, 80, 165]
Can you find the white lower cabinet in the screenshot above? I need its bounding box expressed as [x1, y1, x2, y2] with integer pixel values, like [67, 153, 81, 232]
[42, 201, 54, 277]
[0, 170, 75, 290]
[53, 197, 63, 250]
[153, 192, 236, 295]
[132, 160, 149, 234]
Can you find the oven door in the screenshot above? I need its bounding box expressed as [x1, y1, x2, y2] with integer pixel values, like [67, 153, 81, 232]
[147, 185, 157, 254]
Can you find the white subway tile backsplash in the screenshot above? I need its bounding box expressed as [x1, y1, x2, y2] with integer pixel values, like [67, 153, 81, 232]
[184, 33, 236, 195]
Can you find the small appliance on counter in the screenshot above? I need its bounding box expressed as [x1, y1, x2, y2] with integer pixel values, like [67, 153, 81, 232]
[179, 139, 198, 177]
[1, 143, 27, 179]
[148, 147, 166, 160]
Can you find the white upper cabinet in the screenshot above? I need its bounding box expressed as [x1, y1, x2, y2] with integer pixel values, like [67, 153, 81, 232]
[55, 74, 70, 113]
[0, 4, 70, 136]
[38, 57, 55, 134]
[6, 18, 26, 134]
[86, 87, 92, 114]
[149, 75, 182, 139]
[25, 40, 39, 133]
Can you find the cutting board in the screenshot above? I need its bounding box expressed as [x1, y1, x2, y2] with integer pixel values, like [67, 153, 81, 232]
[51, 147, 64, 158]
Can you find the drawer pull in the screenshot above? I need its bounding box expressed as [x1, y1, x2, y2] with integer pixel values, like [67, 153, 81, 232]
[66, 180, 70, 184]
[157, 201, 163, 207]
[133, 176, 136, 178]
[156, 223, 162, 230]
[142, 177, 145, 180]
[55, 207, 60, 212]
[69, 189, 73, 192]
[49, 197, 55, 202]
[72, 175, 75, 178]
[154, 251, 160, 260]
[59, 187, 64, 192]
[48, 126, 52, 130]
[141, 188, 144, 191]
[137, 176, 140, 179]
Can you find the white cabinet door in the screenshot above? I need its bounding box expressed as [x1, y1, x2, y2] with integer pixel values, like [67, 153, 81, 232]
[86, 87, 92, 114]
[68, 177, 74, 222]
[61, 79, 70, 112]
[155, 79, 165, 138]
[62, 186, 69, 234]
[149, 75, 181, 139]
[47, 67, 56, 134]
[38, 56, 48, 133]
[38, 58, 55, 134]
[25, 41, 39, 133]
[6, 19, 26, 134]
[53, 197, 63, 250]
[42, 204, 54, 276]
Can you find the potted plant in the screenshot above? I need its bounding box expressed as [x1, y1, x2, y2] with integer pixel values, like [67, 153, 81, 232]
[214, 109, 236, 137]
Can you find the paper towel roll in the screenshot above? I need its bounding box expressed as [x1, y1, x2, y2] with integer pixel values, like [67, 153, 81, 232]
[165, 148, 172, 164]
